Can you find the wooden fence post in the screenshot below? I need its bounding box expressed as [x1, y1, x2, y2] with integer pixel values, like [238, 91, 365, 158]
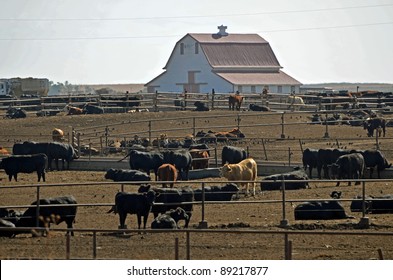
[280, 112, 285, 139]
[148, 121, 152, 146]
[280, 176, 289, 227]
[324, 112, 330, 138]
[198, 182, 208, 229]
[66, 234, 71, 260]
[175, 238, 179, 260]
[36, 186, 40, 228]
[261, 138, 268, 160]
[211, 89, 215, 109]
[93, 231, 97, 259]
[186, 231, 191, 260]
[154, 91, 158, 112]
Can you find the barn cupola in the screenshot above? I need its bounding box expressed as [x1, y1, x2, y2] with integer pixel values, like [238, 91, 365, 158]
[217, 25, 228, 36]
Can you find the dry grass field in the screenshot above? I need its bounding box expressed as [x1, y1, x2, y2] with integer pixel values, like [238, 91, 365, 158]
[1, 110, 393, 260]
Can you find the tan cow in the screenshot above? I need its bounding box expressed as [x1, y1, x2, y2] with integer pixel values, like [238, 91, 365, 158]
[157, 163, 178, 188]
[219, 158, 257, 196]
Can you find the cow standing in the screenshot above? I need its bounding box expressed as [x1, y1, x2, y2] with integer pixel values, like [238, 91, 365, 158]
[330, 153, 365, 186]
[15, 195, 77, 236]
[138, 184, 194, 228]
[302, 148, 318, 179]
[157, 163, 178, 188]
[220, 158, 257, 196]
[0, 154, 47, 182]
[108, 190, 156, 230]
[221, 145, 247, 165]
[229, 93, 243, 111]
[119, 150, 164, 181]
[363, 117, 386, 137]
[162, 150, 192, 180]
[352, 149, 391, 178]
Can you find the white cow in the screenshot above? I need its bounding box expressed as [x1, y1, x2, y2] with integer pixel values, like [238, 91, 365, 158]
[287, 95, 304, 111]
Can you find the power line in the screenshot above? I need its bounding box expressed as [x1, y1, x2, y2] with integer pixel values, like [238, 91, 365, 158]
[1, 21, 392, 41]
[0, 3, 392, 21]
[259, 21, 393, 33]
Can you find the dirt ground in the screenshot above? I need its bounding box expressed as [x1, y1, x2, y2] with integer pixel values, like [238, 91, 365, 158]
[1, 110, 393, 260]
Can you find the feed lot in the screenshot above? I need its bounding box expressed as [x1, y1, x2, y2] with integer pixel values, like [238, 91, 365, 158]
[0, 110, 393, 260]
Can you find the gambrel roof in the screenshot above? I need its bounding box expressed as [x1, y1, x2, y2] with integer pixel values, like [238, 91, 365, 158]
[163, 33, 282, 70]
[190, 33, 281, 69]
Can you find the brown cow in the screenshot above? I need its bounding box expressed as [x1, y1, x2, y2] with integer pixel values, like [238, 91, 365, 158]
[210, 128, 245, 141]
[157, 163, 178, 188]
[65, 105, 83, 115]
[190, 149, 209, 169]
[228, 93, 243, 111]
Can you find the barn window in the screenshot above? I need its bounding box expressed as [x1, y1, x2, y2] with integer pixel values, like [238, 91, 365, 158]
[238, 86, 243, 92]
[251, 86, 256, 93]
[291, 86, 295, 93]
[180, 43, 184, 55]
[195, 42, 199, 54]
[277, 86, 282, 93]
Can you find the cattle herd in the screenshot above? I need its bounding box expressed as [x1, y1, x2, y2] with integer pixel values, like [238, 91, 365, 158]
[1, 104, 393, 242]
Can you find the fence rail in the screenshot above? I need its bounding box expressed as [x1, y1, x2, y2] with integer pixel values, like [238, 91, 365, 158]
[1, 178, 393, 259]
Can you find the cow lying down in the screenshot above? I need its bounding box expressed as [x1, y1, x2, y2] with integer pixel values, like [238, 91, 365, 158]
[294, 200, 353, 220]
[194, 183, 239, 201]
[350, 194, 393, 214]
[105, 168, 151, 183]
[151, 207, 189, 229]
[261, 169, 309, 191]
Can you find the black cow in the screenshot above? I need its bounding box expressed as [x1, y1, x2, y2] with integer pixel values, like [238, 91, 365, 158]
[5, 107, 27, 119]
[294, 200, 351, 220]
[351, 149, 391, 179]
[119, 150, 164, 181]
[194, 183, 239, 201]
[138, 184, 193, 228]
[15, 196, 77, 236]
[248, 103, 271, 112]
[12, 141, 78, 170]
[363, 117, 386, 137]
[174, 99, 185, 110]
[302, 148, 318, 178]
[104, 168, 151, 182]
[317, 148, 351, 179]
[48, 142, 78, 170]
[0, 154, 47, 182]
[82, 103, 104, 114]
[261, 169, 309, 191]
[151, 207, 189, 229]
[163, 150, 192, 180]
[329, 153, 365, 186]
[194, 101, 209, 111]
[351, 194, 393, 214]
[221, 145, 247, 166]
[107, 190, 156, 230]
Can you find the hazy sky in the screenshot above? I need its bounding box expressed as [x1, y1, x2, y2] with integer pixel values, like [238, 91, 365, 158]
[0, 0, 392, 85]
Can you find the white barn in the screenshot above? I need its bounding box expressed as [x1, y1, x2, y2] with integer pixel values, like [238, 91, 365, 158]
[145, 26, 302, 94]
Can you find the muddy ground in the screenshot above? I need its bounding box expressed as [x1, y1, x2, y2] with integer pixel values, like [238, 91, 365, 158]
[0, 110, 393, 260]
